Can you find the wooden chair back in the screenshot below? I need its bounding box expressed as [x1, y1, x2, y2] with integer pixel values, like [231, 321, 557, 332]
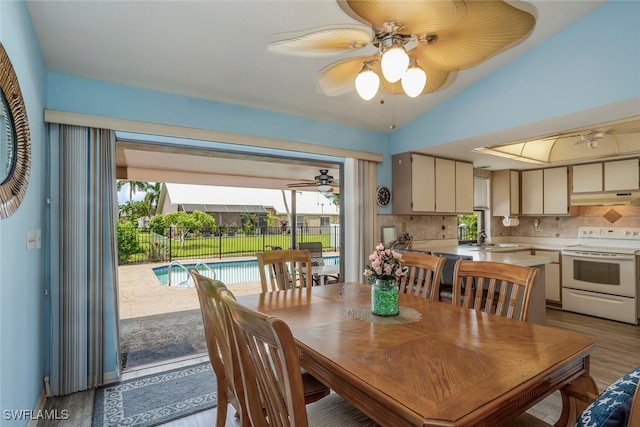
[398, 252, 445, 301]
[256, 249, 313, 292]
[221, 290, 309, 427]
[452, 260, 539, 321]
[189, 269, 246, 427]
[630, 383, 640, 426]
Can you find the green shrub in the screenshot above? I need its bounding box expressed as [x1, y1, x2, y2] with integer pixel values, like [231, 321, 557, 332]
[146, 241, 168, 262]
[117, 221, 141, 262]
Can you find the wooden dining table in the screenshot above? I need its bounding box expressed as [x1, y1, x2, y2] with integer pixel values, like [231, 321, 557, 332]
[235, 282, 598, 427]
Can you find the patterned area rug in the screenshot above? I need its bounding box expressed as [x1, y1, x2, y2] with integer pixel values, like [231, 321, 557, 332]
[92, 362, 217, 427]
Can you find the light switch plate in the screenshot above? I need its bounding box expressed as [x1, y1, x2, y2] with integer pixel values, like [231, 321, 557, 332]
[27, 230, 36, 250]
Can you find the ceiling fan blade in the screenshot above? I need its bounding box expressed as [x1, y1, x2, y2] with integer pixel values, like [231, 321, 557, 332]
[338, 0, 460, 35]
[415, 1, 536, 71]
[286, 182, 319, 188]
[609, 128, 640, 135]
[316, 56, 378, 96]
[409, 50, 456, 93]
[268, 25, 374, 57]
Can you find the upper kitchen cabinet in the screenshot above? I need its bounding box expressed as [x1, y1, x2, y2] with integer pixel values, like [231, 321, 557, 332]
[521, 167, 569, 215]
[392, 152, 473, 214]
[571, 159, 639, 193]
[571, 163, 603, 193]
[492, 170, 519, 217]
[604, 159, 639, 191]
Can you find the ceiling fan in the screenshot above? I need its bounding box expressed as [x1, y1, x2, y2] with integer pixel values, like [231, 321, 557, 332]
[268, 0, 537, 100]
[286, 169, 338, 192]
[543, 127, 640, 149]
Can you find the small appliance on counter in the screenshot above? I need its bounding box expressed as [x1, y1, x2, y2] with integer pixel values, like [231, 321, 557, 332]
[561, 227, 640, 324]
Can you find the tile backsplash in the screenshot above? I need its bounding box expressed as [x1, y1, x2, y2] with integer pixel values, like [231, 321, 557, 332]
[378, 205, 640, 243]
[491, 205, 640, 238]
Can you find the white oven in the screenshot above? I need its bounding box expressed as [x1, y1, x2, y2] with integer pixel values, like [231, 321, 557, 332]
[561, 227, 640, 325]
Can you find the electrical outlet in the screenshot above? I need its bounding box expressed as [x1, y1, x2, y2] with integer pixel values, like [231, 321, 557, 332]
[446, 225, 455, 235]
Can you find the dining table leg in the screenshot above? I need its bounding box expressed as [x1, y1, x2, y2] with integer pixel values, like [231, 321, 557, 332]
[555, 367, 599, 427]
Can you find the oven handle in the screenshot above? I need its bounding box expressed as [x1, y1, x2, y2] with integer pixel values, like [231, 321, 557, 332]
[562, 251, 636, 260]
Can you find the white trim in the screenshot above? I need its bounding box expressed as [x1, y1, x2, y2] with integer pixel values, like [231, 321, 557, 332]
[103, 369, 121, 385]
[44, 110, 383, 163]
[26, 390, 46, 427]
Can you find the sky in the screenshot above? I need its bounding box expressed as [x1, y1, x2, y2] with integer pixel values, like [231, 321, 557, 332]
[117, 182, 146, 205]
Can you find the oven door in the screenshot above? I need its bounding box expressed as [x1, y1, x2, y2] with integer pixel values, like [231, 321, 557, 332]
[561, 252, 636, 297]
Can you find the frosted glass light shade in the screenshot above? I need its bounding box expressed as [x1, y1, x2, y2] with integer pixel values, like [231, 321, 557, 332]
[401, 66, 426, 97]
[318, 184, 332, 192]
[381, 47, 409, 83]
[355, 68, 380, 100]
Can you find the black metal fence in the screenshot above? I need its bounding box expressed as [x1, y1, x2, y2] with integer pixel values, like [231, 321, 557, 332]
[457, 225, 477, 243]
[119, 225, 340, 264]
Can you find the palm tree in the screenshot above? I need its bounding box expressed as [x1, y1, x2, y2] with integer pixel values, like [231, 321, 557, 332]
[117, 180, 148, 202]
[144, 182, 161, 212]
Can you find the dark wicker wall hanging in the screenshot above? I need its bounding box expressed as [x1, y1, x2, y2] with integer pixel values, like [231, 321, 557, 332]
[0, 42, 31, 219]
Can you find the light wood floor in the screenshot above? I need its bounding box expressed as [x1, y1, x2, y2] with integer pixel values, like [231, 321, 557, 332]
[38, 308, 640, 426]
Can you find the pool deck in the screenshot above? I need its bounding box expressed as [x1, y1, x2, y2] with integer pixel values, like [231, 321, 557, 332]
[118, 253, 339, 319]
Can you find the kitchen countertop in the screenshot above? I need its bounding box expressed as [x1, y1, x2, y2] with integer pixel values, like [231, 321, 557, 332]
[407, 244, 553, 267]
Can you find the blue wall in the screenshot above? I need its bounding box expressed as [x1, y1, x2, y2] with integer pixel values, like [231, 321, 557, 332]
[391, 1, 640, 152]
[0, 1, 47, 426]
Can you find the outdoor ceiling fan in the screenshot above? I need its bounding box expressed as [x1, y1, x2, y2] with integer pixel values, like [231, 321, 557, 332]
[286, 169, 338, 192]
[267, 0, 537, 100]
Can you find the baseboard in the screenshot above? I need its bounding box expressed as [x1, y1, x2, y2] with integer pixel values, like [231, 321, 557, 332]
[103, 369, 121, 385]
[26, 390, 46, 427]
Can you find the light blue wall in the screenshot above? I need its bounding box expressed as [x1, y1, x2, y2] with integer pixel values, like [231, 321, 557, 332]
[0, 1, 47, 426]
[391, 1, 640, 152]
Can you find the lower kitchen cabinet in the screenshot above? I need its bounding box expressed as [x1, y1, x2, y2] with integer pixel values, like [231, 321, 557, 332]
[531, 249, 561, 304]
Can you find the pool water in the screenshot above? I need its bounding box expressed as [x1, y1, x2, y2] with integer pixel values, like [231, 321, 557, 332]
[153, 256, 339, 287]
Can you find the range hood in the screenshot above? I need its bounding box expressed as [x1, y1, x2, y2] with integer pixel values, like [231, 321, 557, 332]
[570, 191, 640, 206]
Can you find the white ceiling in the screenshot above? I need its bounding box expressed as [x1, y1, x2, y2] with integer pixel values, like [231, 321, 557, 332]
[27, 0, 638, 183]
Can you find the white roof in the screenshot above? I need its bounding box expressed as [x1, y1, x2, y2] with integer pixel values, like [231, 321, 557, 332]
[165, 183, 339, 216]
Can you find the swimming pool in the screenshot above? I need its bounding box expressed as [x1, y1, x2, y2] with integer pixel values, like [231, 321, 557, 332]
[153, 256, 339, 287]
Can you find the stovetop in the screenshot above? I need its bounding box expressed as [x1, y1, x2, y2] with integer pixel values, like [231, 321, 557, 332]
[563, 227, 640, 255]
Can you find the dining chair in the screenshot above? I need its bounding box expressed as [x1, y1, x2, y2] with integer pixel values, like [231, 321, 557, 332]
[505, 366, 640, 427]
[256, 249, 313, 292]
[397, 252, 444, 300]
[220, 289, 378, 427]
[451, 260, 539, 321]
[189, 269, 330, 427]
[189, 268, 247, 427]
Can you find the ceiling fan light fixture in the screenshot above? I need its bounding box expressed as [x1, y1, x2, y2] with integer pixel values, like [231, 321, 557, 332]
[380, 38, 409, 83]
[355, 64, 380, 100]
[401, 61, 426, 97]
[318, 184, 333, 192]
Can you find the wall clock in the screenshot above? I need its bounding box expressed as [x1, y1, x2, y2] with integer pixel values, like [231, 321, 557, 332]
[376, 186, 391, 206]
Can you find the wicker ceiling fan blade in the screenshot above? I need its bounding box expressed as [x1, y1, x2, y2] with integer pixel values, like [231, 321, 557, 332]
[268, 25, 374, 57]
[338, 0, 460, 35]
[316, 55, 378, 96]
[416, 1, 536, 70]
[409, 51, 457, 93]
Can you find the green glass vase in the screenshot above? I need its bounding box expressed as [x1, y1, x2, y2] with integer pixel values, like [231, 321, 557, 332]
[371, 279, 399, 316]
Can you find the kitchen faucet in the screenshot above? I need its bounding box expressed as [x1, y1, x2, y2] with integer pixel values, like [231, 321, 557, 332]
[477, 230, 487, 246]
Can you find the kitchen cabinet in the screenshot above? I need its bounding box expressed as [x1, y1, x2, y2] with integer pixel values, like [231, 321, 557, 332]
[521, 167, 568, 215]
[491, 169, 519, 217]
[571, 163, 602, 193]
[392, 152, 473, 214]
[604, 159, 639, 191]
[543, 167, 569, 214]
[531, 249, 561, 304]
[435, 158, 455, 213]
[571, 159, 639, 193]
[521, 169, 543, 214]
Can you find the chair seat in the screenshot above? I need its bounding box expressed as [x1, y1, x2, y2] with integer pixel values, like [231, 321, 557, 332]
[306, 393, 378, 426]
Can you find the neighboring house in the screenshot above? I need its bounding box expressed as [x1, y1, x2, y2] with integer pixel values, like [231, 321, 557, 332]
[157, 183, 339, 231]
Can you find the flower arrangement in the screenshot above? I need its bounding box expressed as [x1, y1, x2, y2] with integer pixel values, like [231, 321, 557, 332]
[363, 243, 407, 282]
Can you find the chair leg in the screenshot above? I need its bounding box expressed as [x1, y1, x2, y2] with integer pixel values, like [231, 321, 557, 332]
[215, 382, 228, 427]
